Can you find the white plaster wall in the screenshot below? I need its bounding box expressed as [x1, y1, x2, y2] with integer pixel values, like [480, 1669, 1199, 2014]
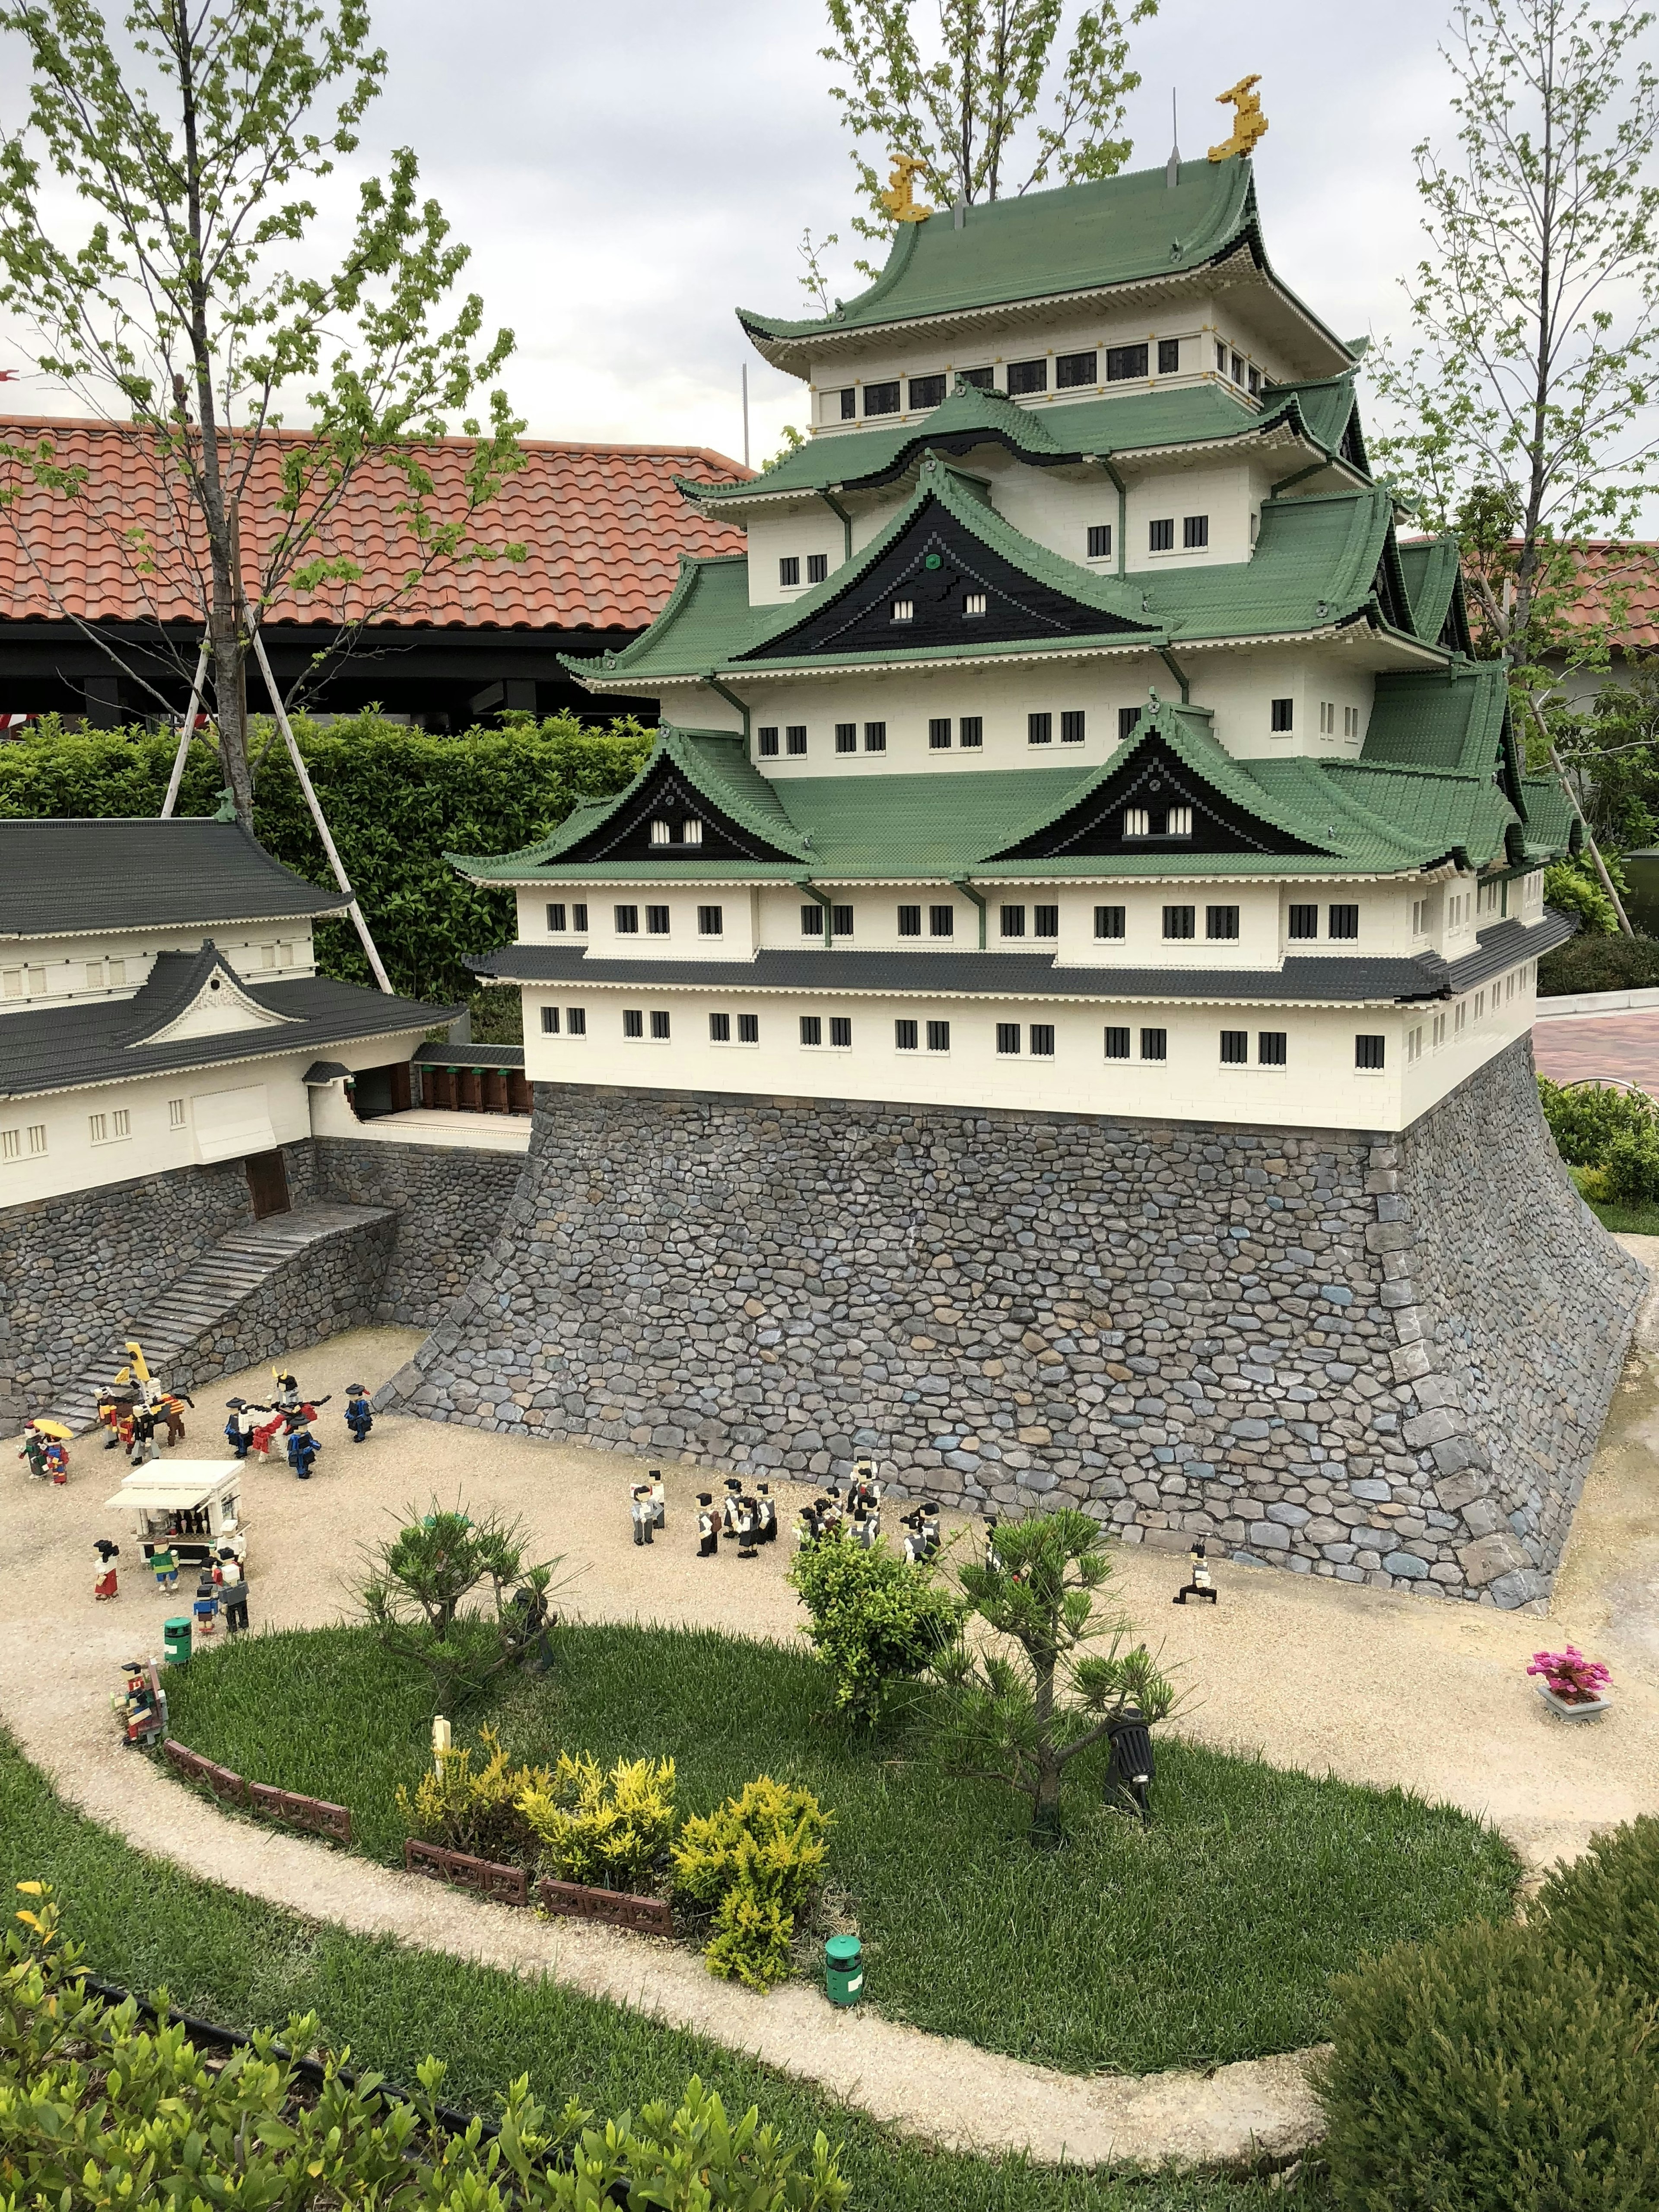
[0, 921, 318, 1014]
[745, 508, 849, 607]
[580, 886, 760, 963]
[1184, 643, 1375, 760]
[1398, 959, 1537, 1125]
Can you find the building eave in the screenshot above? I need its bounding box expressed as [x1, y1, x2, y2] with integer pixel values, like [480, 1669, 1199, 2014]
[0, 1017, 439, 1103]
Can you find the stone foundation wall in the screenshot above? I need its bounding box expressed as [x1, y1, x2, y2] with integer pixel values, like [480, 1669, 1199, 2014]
[313, 1137, 526, 1327]
[0, 1141, 315, 1427]
[378, 1041, 1645, 1608]
[175, 1208, 398, 1396]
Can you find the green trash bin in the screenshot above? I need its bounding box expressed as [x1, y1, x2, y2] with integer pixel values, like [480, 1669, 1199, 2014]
[825, 1933, 863, 2007]
[162, 1616, 192, 1666]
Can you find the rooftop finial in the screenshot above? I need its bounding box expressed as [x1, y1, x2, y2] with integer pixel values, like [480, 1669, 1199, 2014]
[1208, 75, 1268, 162]
[1167, 90, 1180, 188]
[880, 154, 935, 224]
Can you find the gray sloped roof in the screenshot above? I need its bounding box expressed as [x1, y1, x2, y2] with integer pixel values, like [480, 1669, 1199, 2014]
[0, 820, 349, 941]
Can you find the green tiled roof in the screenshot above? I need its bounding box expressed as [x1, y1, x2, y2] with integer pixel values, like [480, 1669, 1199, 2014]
[1363, 661, 1518, 785]
[677, 374, 1364, 508]
[737, 158, 1349, 366]
[1397, 536, 1465, 646]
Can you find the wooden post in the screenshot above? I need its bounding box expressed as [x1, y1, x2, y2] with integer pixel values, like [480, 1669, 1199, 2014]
[1526, 694, 1634, 936]
[159, 641, 211, 818]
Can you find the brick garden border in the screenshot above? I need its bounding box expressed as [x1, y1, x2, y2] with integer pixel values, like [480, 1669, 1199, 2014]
[404, 1838, 529, 1907]
[536, 1876, 674, 1937]
[163, 1740, 352, 1843]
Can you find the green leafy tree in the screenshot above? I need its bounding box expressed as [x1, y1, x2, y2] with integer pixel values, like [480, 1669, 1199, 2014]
[358, 1503, 564, 1715]
[1368, 0, 1659, 929]
[0, 0, 523, 826]
[789, 1527, 966, 1726]
[928, 1507, 1173, 1847]
[821, 0, 1157, 275]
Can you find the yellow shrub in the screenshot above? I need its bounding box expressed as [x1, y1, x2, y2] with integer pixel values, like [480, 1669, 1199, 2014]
[394, 1724, 550, 1864]
[671, 1777, 832, 1991]
[516, 1751, 677, 1895]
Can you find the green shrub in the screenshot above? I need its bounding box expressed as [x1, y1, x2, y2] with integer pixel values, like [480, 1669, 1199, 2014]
[0, 1884, 850, 2208]
[517, 1752, 678, 1894]
[1600, 1123, 1659, 1205]
[1544, 857, 1621, 938]
[1537, 927, 1659, 996]
[787, 1529, 966, 1726]
[1315, 1913, 1659, 2210]
[394, 1724, 550, 1864]
[1533, 1816, 1659, 1999]
[1537, 1076, 1659, 1167]
[671, 1779, 832, 1992]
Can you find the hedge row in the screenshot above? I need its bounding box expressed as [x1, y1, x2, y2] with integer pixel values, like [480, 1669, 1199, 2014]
[0, 713, 654, 1006]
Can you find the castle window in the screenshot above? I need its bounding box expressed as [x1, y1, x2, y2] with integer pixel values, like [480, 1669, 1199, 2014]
[110, 958, 127, 984]
[1344, 705, 1360, 736]
[930, 717, 952, 748]
[1149, 518, 1175, 552]
[1215, 341, 1228, 373]
[1232, 351, 1245, 383]
[1220, 1030, 1248, 1064]
[1095, 905, 1125, 939]
[787, 725, 807, 755]
[1163, 905, 1195, 940]
[1034, 905, 1058, 938]
[830, 1017, 852, 1048]
[808, 553, 828, 583]
[802, 904, 826, 938]
[1087, 524, 1112, 559]
[1119, 706, 1142, 741]
[996, 1023, 1022, 1055]
[839, 388, 857, 420]
[1007, 357, 1048, 394]
[1061, 710, 1086, 744]
[681, 819, 702, 845]
[650, 1011, 671, 1040]
[26, 1124, 46, 1154]
[896, 1019, 918, 1050]
[623, 1009, 644, 1038]
[1028, 712, 1053, 745]
[959, 716, 983, 747]
[1124, 807, 1150, 837]
[547, 903, 567, 931]
[1106, 344, 1149, 381]
[836, 722, 857, 753]
[898, 905, 922, 937]
[1140, 1028, 1167, 1061]
[1183, 515, 1209, 549]
[758, 726, 780, 756]
[963, 591, 987, 616]
[1411, 899, 1429, 937]
[930, 905, 954, 937]
[112, 1109, 130, 1138]
[1355, 1034, 1386, 1070]
[650, 820, 673, 844]
[739, 1013, 759, 1042]
[1407, 1025, 1423, 1062]
[779, 557, 800, 587]
[865, 380, 901, 416]
[1258, 1031, 1287, 1066]
[1158, 338, 1181, 373]
[1030, 1024, 1055, 1056]
[1328, 904, 1359, 940]
[801, 1015, 823, 1046]
[698, 906, 723, 936]
[927, 1020, 950, 1051]
[572, 904, 588, 931]
[864, 722, 887, 751]
[1270, 698, 1294, 732]
[0, 1129, 17, 1162]
[168, 1097, 185, 1128]
[614, 904, 639, 934]
[710, 1012, 731, 1042]
[542, 1005, 560, 1034]
[647, 905, 670, 934]
[1000, 905, 1026, 938]
[1288, 904, 1318, 939]
[1104, 1026, 1130, 1059]
[960, 366, 995, 390]
[909, 373, 947, 410]
[1249, 365, 1262, 394]
[832, 905, 854, 935]
[567, 1007, 587, 1035]
[1319, 701, 1334, 734]
[1206, 905, 1239, 940]
[1166, 806, 1193, 837]
[1056, 350, 1097, 388]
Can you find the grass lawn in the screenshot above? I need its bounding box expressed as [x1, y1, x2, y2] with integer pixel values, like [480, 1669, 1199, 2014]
[1568, 1166, 1659, 1236]
[0, 1732, 1322, 2211]
[162, 1619, 1519, 2076]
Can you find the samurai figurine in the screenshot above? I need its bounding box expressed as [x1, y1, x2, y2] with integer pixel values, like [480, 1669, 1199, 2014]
[344, 1383, 374, 1443]
[696, 1492, 720, 1558]
[93, 1539, 120, 1601]
[734, 1493, 760, 1559]
[754, 1482, 777, 1544]
[96, 1395, 123, 1450]
[630, 1483, 655, 1545]
[983, 1515, 1004, 1573]
[900, 1508, 927, 1564]
[795, 1499, 823, 1549]
[648, 1470, 666, 1532]
[129, 1403, 159, 1465]
[272, 1370, 302, 1413]
[1174, 1535, 1218, 1606]
[849, 1461, 884, 1519]
[920, 1498, 941, 1559]
[224, 1398, 251, 1458]
[851, 1502, 878, 1551]
[818, 1483, 843, 1536]
[286, 1422, 320, 1481]
[721, 1476, 744, 1535]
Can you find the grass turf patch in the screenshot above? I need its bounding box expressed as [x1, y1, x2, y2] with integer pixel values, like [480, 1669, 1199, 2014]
[1567, 1164, 1659, 1235]
[163, 1619, 1519, 2075]
[0, 1730, 1320, 2212]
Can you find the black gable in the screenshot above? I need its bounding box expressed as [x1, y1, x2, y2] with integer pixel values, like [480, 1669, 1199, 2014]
[553, 757, 794, 866]
[737, 492, 1145, 661]
[990, 736, 1330, 862]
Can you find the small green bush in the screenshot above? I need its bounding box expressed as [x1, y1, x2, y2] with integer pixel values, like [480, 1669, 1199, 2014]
[0, 1884, 850, 2208]
[1538, 1076, 1659, 1167]
[787, 1528, 966, 1726]
[517, 1752, 678, 1895]
[395, 1724, 550, 1864]
[1315, 1913, 1659, 2210]
[671, 1778, 832, 1992]
[1544, 857, 1621, 939]
[1600, 1124, 1659, 1205]
[1533, 1815, 1659, 1999]
[1537, 927, 1659, 996]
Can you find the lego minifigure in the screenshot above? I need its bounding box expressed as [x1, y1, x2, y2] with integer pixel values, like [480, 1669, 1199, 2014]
[850, 1461, 884, 1519]
[755, 1482, 777, 1543]
[42, 1436, 69, 1484]
[1173, 1535, 1217, 1606]
[734, 1492, 760, 1558]
[112, 1400, 137, 1456]
[17, 1423, 49, 1481]
[286, 1422, 319, 1480]
[795, 1499, 823, 1548]
[96, 1395, 122, 1449]
[272, 1369, 302, 1413]
[900, 1508, 926, 1564]
[150, 1543, 178, 1594]
[649, 1470, 666, 1531]
[921, 1498, 941, 1558]
[818, 1483, 843, 1537]
[192, 1570, 219, 1637]
[93, 1539, 120, 1600]
[216, 1546, 249, 1635]
[721, 1476, 744, 1535]
[224, 1398, 251, 1457]
[509, 1579, 555, 1674]
[128, 1403, 159, 1465]
[852, 1502, 880, 1551]
[344, 1383, 373, 1443]
[248, 1404, 285, 1459]
[983, 1515, 1003, 1573]
[116, 1658, 166, 1748]
[696, 1492, 720, 1558]
[630, 1483, 655, 1545]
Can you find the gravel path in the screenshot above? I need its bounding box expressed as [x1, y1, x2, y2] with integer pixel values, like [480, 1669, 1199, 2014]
[8, 1253, 1659, 2167]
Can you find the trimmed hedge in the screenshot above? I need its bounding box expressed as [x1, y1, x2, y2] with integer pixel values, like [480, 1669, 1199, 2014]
[1538, 929, 1659, 998]
[0, 712, 653, 1005]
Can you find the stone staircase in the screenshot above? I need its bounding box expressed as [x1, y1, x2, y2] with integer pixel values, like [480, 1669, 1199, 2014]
[48, 1201, 390, 1433]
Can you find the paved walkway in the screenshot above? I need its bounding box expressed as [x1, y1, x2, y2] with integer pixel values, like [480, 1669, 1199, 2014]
[1534, 1007, 1659, 1093]
[8, 1257, 1659, 2165]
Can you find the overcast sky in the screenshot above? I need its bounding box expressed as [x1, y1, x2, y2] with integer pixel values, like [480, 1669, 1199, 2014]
[0, 0, 1637, 470]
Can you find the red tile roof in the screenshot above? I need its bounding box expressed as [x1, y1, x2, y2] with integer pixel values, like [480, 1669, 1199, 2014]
[1545, 542, 1659, 650]
[0, 416, 750, 634]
